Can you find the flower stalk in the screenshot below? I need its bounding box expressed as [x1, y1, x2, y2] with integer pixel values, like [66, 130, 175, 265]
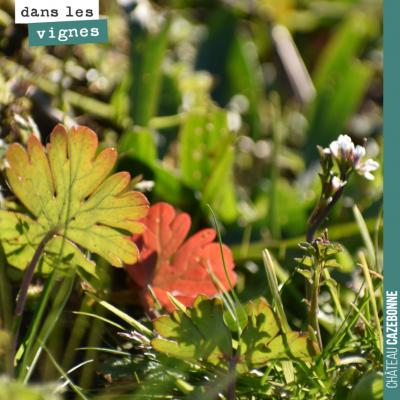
[305, 135, 379, 302]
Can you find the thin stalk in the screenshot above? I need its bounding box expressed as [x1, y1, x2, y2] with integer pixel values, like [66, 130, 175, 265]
[0, 248, 12, 331]
[309, 261, 323, 351]
[329, 298, 369, 355]
[78, 302, 106, 390]
[263, 250, 295, 383]
[374, 203, 383, 273]
[61, 300, 91, 372]
[23, 271, 75, 384]
[39, 339, 89, 400]
[0, 247, 13, 376]
[208, 206, 245, 318]
[350, 303, 380, 339]
[10, 229, 57, 376]
[207, 259, 242, 335]
[17, 268, 57, 380]
[263, 250, 291, 332]
[227, 358, 236, 400]
[240, 223, 252, 259]
[359, 252, 383, 355]
[364, 285, 372, 341]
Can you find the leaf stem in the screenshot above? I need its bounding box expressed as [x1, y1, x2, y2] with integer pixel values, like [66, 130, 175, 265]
[10, 229, 57, 376]
[309, 261, 323, 351]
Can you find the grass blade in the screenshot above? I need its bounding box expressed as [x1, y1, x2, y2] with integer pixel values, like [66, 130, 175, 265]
[148, 285, 163, 312]
[208, 205, 246, 322]
[71, 312, 127, 332]
[23, 271, 75, 384]
[55, 359, 94, 391]
[262, 250, 290, 332]
[38, 339, 88, 400]
[353, 205, 376, 271]
[75, 347, 131, 356]
[84, 292, 153, 338]
[262, 249, 294, 383]
[167, 293, 186, 313]
[358, 251, 383, 355]
[17, 268, 57, 380]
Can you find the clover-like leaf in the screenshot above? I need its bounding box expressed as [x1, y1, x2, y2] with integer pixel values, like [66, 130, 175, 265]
[125, 202, 236, 312]
[0, 125, 149, 275]
[152, 295, 319, 373]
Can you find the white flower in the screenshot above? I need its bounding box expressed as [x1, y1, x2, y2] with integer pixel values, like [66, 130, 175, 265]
[356, 159, 379, 180]
[327, 134, 379, 180]
[331, 176, 346, 192]
[330, 135, 354, 160]
[353, 145, 365, 163]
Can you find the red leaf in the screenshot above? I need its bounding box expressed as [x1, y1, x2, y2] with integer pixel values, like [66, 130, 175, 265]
[126, 203, 236, 313]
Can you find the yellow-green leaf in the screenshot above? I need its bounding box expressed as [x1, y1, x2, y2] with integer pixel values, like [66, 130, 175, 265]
[236, 302, 319, 373]
[152, 295, 232, 367]
[0, 125, 149, 274]
[152, 295, 319, 373]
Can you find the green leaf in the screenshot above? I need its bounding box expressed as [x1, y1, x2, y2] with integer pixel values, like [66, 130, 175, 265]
[223, 297, 265, 333]
[295, 256, 314, 267]
[350, 370, 383, 400]
[0, 125, 149, 275]
[324, 259, 342, 268]
[152, 294, 319, 374]
[299, 242, 313, 251]
[152, 295, 232, 367]
[98, 357, 135, 381]
[297, 268, 313, 283]
[332, 366, 362, 400]
[236, 302, 318, 373]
